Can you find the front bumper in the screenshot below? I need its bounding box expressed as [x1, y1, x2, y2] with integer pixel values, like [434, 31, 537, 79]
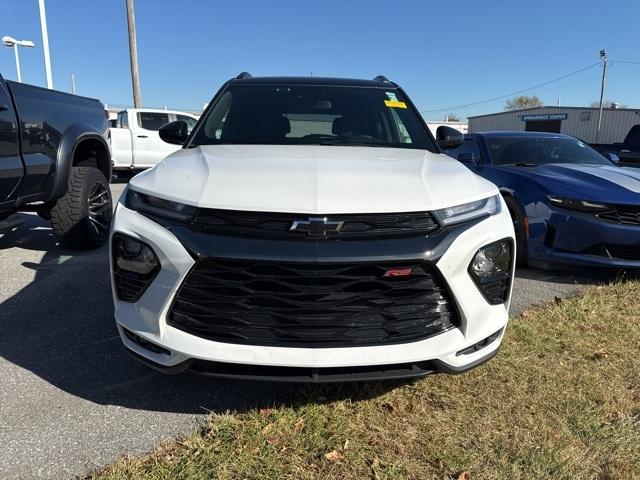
[529, 204, 640, 268]
[110, 199, 515, 381]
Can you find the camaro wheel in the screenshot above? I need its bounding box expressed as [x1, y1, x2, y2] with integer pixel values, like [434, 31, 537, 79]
[504, 196, 528, 267]
[50, 166, 113, 249]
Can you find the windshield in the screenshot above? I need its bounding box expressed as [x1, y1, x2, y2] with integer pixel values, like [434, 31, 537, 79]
[488, 137, 612, 166]
[190, 84, 435, 150]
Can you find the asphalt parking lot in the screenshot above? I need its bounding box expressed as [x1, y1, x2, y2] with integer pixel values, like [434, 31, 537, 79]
[0, 183, 616, 479]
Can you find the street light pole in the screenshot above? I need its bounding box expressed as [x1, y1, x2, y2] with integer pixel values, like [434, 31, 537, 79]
[38, 0, 54, 89]
[595, 49, 607, 143]
[126, 0, 142, 108]
[12, 44, 22, 82]
[2, 36, 35, 83]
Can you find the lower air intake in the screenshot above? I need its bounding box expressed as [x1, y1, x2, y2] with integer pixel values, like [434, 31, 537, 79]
[168, 259, 459, 348]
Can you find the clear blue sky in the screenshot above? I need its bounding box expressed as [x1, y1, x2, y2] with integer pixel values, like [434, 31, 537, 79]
[1, 0, 639, 119]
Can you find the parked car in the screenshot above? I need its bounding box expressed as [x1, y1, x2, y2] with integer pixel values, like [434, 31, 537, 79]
[591, 124, 640, 166]
[446, 131, 640, 269]
[109, 73, 515, 382]
[0, 74, 112, 248]
[109, 108, 198, 171]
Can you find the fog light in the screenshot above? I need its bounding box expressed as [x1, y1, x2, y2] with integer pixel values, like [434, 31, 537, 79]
[114, 235, 158, 275]
[471, 241, 511, 278]
[469, 239, 513, 305]
[112, 233, 160, 302]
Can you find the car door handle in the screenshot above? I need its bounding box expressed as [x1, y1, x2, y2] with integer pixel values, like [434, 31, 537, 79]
[0, 104, 9, 112]
[137, 135, 148, 138]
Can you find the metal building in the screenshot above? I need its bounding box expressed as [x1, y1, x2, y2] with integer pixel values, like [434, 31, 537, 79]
[468, 106, 640, 143]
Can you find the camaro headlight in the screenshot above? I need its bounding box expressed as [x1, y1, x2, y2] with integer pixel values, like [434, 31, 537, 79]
[125, 188, 197, 223]
[546, 195, 609, 213]
[434, 195, 501, 226]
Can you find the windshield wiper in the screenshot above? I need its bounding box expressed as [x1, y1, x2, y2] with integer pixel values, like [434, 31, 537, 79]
[513, 162, 538, 167]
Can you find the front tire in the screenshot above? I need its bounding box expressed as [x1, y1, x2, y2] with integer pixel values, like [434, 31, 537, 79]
[50, 166, 112, 249]
[503, 196, 528, 268]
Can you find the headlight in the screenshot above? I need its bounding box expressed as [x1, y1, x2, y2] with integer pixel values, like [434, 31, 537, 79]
[434, 195, 501, 226]
[546, 196, 609, 213]
[125, 189, 197, 223]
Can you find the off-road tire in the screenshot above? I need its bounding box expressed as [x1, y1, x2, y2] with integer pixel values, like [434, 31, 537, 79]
[50, 166, 112, 249]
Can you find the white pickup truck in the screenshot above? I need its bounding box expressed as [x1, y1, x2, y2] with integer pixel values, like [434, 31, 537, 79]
[109, 108, 199, 170]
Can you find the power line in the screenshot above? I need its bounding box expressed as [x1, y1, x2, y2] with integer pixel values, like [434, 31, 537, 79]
[613, 60, 640, 65]
[420, 62, 601, 114]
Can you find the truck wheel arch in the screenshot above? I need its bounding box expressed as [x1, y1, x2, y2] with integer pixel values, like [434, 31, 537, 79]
[51, 123, 111, 200]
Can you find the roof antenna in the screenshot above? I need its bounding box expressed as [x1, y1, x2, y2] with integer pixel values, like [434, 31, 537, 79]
[236, 71, 252, 79]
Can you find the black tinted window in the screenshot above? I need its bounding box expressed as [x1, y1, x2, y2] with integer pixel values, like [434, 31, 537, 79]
[137, 112, 170, 131]
[191, 85, 434, 150]
[117, 111, 128, 128]
[488, 137, 611, 166]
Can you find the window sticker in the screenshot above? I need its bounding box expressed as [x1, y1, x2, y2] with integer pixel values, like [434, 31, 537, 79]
[384, 99, 407, 109]
[385, 92, 398, 101]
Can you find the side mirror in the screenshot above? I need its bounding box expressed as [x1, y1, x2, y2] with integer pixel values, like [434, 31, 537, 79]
[436, 126, 464, 150]
[457, 151, 478, 166]
[159, 120, 189, 145]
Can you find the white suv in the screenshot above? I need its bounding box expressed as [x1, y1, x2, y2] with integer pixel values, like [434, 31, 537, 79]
[110, 74, 515, 382]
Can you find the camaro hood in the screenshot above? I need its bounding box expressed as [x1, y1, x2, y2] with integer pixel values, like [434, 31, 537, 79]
[129, 145, 497, 213]
[498, 163, 640, 204]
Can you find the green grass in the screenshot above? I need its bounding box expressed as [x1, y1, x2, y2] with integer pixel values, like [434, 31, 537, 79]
[91, 282, 640, 479]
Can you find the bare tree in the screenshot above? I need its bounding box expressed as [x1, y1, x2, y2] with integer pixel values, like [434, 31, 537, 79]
[504, 96, 543, 111]
[445, 114, 460, 122]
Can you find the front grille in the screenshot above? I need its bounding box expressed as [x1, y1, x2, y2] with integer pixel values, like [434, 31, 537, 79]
[168, 259, 459, 348]
[597, 205, 640, 225]
[189, 209, 440, 240]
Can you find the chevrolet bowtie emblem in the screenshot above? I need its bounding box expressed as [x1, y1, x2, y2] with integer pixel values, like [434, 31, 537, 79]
[290, 217, 344, 237]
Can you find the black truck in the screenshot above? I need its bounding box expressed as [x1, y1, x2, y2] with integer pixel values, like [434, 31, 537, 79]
[592, 124, 640, 167]
[0, 74, 112, 248]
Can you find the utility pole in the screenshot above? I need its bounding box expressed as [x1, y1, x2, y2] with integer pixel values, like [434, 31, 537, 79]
[595, 49, 607, 143]
[126, 0, 142, 107]
[71, 73, 76, 94]
[38, 0, 53, 89]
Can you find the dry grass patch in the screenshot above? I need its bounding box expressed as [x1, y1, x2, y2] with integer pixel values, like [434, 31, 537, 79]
[91, 282, 640, 480]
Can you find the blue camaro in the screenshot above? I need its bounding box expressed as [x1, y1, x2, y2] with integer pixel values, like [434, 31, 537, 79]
[445, 131, 640, 269]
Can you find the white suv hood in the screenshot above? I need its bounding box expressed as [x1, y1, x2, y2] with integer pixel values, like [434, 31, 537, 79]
[129, 145, 497, 213]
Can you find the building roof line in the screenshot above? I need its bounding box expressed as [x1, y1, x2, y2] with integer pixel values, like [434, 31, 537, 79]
[468, 105, 640, 119]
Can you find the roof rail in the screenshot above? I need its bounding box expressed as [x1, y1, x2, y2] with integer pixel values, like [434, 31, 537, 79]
[373, 75, 391, 83]
[236, 72, 252, 79]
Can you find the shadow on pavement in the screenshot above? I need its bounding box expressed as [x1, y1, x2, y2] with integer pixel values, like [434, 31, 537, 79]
[0, 214, 402, 415]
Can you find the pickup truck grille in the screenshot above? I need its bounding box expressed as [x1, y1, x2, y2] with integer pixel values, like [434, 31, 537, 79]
[168, 259, 458, 348]
[189, 209, 440, 240]
[597, 205, 640, 225]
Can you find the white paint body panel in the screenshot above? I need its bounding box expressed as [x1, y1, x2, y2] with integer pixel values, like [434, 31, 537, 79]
[112, 144, 515, 374]
[129, 145, 497, 213]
